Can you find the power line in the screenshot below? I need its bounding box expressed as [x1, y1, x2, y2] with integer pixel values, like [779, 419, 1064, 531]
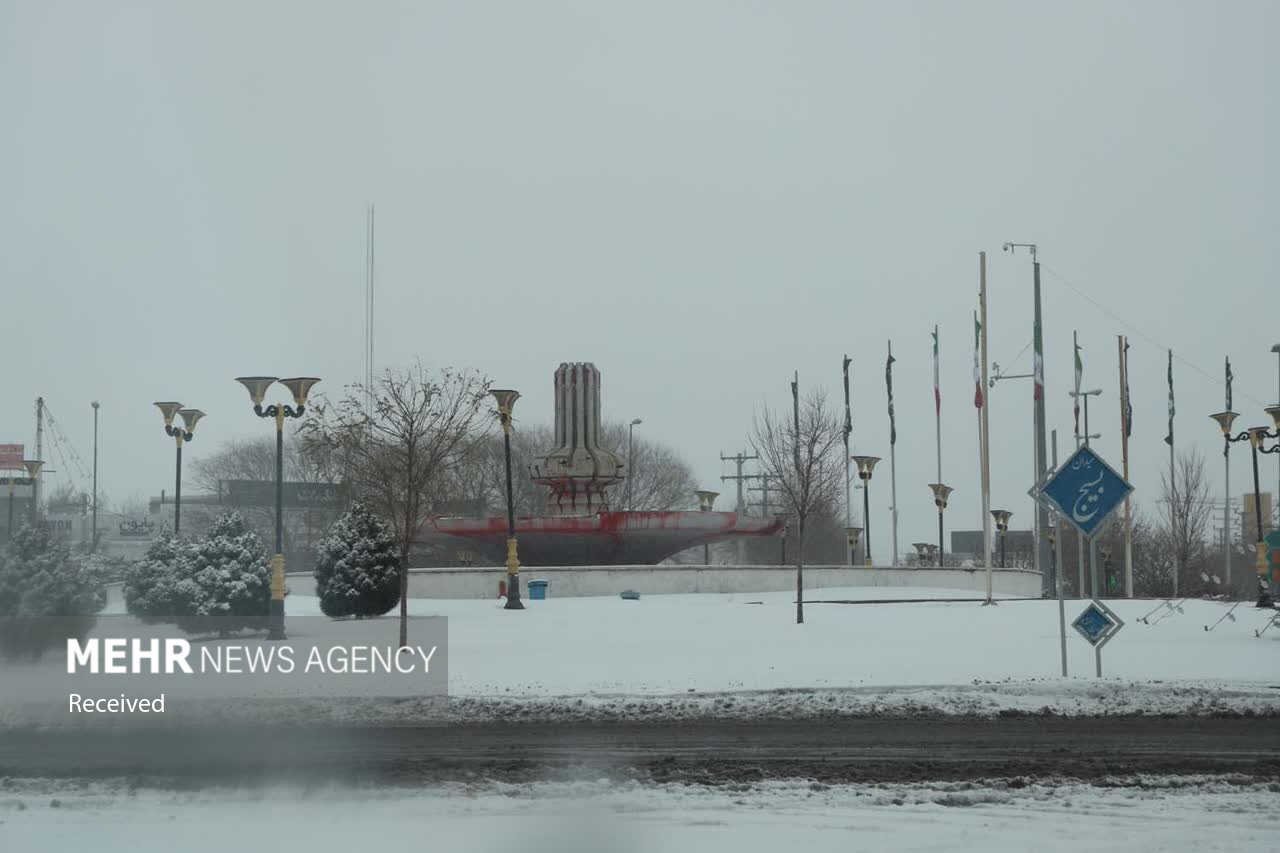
[1041, 264, 1270, 408]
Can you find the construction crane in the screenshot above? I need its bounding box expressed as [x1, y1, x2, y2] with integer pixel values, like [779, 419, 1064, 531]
[37, 398, 92, 499]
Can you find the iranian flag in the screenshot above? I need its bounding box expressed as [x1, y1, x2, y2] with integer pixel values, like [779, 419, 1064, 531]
[1033, 323, 1044, 401]
[932, 326, 941, 416]
[973, 312, 984, 408]
[1073, 343, 1083, 436]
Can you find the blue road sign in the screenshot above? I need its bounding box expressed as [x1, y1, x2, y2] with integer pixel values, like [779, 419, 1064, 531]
[1072, 602, 1115, 646]
[1039, 445, 1133, 540]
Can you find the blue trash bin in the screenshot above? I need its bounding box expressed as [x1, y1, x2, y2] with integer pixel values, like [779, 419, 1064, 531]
[528, 579, 549, 601]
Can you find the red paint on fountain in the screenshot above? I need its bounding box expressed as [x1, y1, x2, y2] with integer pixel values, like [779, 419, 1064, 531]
[427, 362, 782, 565]
[431, 511, 783, 566]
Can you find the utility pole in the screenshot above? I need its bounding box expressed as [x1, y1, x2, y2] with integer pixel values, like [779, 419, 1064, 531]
[1070, 384, 1103, 596]
[720, 450, 759, 564]
[1003, 243, 1051, 596]
[34, 397, 45, 522]
[747, 474, 780, 518]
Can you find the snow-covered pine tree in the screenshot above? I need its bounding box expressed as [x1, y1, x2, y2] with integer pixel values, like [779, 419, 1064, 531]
[123, 530, 187, 624]
[177, 511, 271, 637]
[314, 501, 401, 619]
[0, 523, 106, 659]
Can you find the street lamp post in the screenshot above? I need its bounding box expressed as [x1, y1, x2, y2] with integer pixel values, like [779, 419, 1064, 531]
[930, 483, 954, 567]
[153, 403, 204, 536]
[22, 459, 44, 526]
[696, 490, 719, 565]
[1273, 344, 1280, 525]
[626, 418, 642, 512]
[235, 376, 321, 639]
[852, 456, 881, 567]
[6, 473, 14, 540]
[992, 509, 1012, 568]
[1211, 408, 1280, 607]
[491, 389, 524, 610]
[846, 527, 863, 568]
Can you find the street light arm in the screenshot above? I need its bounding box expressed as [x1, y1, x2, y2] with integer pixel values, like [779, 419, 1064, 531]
[254, 403, 304, 420]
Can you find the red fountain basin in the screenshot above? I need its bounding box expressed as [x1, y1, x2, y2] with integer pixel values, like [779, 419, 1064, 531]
[427, 511, 783, 566]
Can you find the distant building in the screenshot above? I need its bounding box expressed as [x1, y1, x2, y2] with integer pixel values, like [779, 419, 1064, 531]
[1243, 492, 1274, 542]
[950, 529, 1035, 569]
[0, 476, 35, 540]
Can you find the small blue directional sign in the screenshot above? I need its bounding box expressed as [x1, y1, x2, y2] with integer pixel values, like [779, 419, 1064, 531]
[1072, 602, 1116, 646]
[1039, 445, 1133, 540]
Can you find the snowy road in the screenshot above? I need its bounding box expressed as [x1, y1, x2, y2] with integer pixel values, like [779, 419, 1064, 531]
[2, 716, 1276, 786]
[2, 776, 1276, 853]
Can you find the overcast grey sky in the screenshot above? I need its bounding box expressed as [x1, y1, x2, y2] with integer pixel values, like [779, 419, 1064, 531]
[2, 1, 1276, 555]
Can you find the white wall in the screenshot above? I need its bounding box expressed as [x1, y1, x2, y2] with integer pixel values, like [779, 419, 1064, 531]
[287, 565, 1042, 600]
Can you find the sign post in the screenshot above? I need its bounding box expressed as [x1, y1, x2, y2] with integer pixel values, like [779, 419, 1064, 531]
[1072, 599, 1125, 677]
[0, 444, 24, 471]
[1030, 444, 1134, 678]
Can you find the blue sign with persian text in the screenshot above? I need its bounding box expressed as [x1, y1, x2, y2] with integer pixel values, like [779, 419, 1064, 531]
[1039, 445, 1133, 540]
[1072, 602, 1116, 646]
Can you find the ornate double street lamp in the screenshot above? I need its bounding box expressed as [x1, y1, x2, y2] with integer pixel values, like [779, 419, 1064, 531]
[153, 403, 205, 535]
[491, 389, 523, 610]
[991, 509, 1012, 569]
[1211, 407, 1280, 607]
[696, 489, 719, 565]
[234, 376, 321, 639]
[851, 456, 881, 566]
[929, 483, 954, 567]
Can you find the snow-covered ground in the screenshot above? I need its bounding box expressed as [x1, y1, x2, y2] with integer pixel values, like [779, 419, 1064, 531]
[2, 776, 1276, 853]
[54, 586, 1280, 721]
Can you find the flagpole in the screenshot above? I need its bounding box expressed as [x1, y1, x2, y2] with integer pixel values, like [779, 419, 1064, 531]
[980, 252, 994, 605]
[1120, 335, 1134, 598]
[1168, 349, 1178, 598]
[1073, 331, 1085, 596]
[888, 340, 899, 567]
[974, 310, 984, 571]
[1032, 257, 1050, 596]
[1224, 356, 1233, 592]
[843, 355, 853, 567]
[934, 326, 942, 487]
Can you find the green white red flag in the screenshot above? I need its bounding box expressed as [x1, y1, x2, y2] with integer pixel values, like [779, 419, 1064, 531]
[973, 312, 983, 409]
[932, 326, 940, 417]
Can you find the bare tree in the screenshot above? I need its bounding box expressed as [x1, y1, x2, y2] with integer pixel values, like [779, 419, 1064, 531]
[185, 432, 345, 566]
[115, 492, 150, 519]
[1159, 448, 1212, 596]
[445, 421, 700, 523]
[751, 387, 844, 624]
[300, 363, 492, 644]
[598, 421, 699, 512]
